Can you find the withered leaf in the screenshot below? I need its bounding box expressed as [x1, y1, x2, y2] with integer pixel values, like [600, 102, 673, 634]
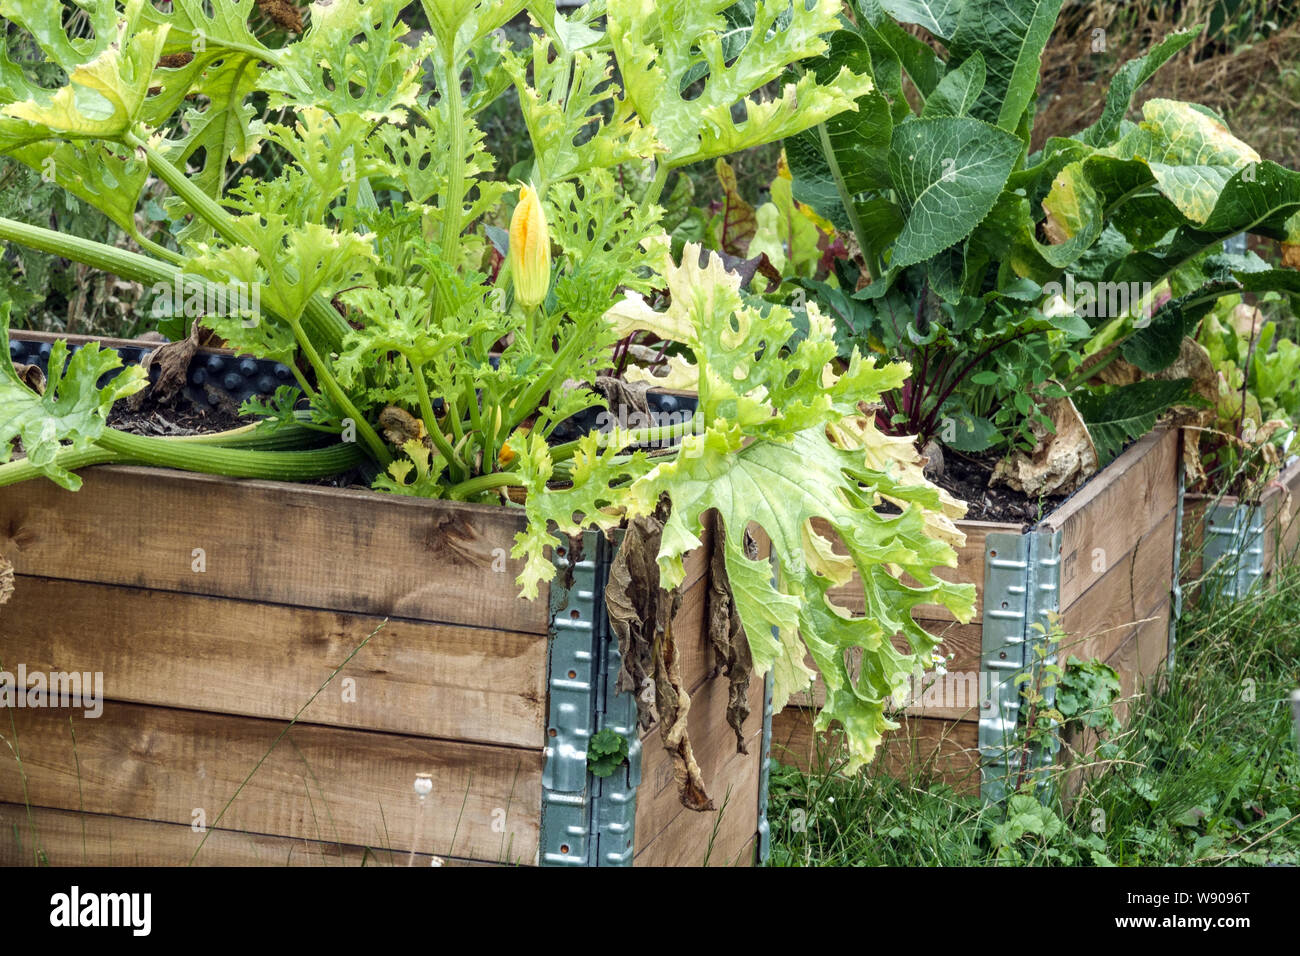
[0, 555, 13, 607]
[132, 321, 203, 409]
[12, 363, 45, 395]
[606, 495, 714, 810]
[708, 519, 753, 754]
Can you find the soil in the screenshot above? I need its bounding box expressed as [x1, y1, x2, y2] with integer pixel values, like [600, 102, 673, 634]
[107, 400, 249, 436]
[105, 384, 1068, 523]
[933, 449, 1068, 528]
[107, 392, 370, 490]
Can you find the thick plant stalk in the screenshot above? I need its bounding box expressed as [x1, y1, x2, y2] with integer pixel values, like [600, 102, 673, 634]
[0, 423, 364, 488]
[0, 214, 349, 354]
[93, 429, 364, 481]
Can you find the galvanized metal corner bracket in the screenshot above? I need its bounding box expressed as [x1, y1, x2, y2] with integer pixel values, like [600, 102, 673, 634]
[978, 529, 1063, 805]
[539, 530, 642, 866]
[1202, 502, 1267, 604]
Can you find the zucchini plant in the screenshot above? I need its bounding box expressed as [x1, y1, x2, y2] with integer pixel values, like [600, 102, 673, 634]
[0, 0, 976, 773]
[789, 0, 1300, 485]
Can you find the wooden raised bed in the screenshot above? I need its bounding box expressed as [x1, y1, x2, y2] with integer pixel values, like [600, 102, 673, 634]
[771, 427, 1182, 800]
[0, 463, 766, 866]
[1180, 454, 1300, 604]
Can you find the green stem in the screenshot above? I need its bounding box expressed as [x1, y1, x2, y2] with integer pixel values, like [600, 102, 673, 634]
[506, 330, 591, 435]
[641, 161, 672, 211]
[287, 318, 391, 466]
[436, 57, 468, 307]
[0, 215, 176, 289]
[816, 119, 871, 268]
[410, 358, 467, 480]
[124, 132, 350, 353]
[449, 470, 524, 498]
[0, 448, 120, 487]
[127, 132, 245, 248]
[95, 429, 363, 480]
[130, 230, 182, 265]
[548, 414, 703, 462]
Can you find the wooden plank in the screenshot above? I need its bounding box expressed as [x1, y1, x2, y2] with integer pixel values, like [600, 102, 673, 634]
[1271, 457, 1300, 571]
[1105, 604, 1172, 715]
[1059, 508, 1176, 666]
[633, 651, 765, 864]
[1042, 428, 1179, 610]
[0, 804, 488, 867]
[0, 465, 550, 634]
[826, 520, 1015, 623]
[1059, 605, 1172, 803]
[769, 707, 981, 795]
[633, 735, 761, 867]
[0, 575, 548, 748]
[0, 702, 543, 864]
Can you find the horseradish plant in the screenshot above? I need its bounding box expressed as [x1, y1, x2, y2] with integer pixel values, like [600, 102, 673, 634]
[0, 0, 975, 769]
[789, 1, 1300, 477]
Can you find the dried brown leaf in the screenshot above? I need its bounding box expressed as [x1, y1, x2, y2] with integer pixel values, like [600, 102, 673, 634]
[0, 556, 13, 607]
[132, 321, 202, 408]
[708, 520, 753, 754]
[605, 496, 714, 810]
[12, 362, 45, 395]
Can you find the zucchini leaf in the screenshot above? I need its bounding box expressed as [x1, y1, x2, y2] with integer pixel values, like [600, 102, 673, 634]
[0, 304, 147, 490]
[606, 0, 872, 167]
[547, 244, 978, 771]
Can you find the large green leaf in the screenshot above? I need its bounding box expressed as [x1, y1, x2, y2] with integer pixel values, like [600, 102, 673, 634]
[887, 116, 1022, 270]
[876, 0, 963, 39]
[1076, 379, 1194, 464]
[855, 0, 944, 99]
[7, 140, 150, 236]
[1113, 161, 1300, 286]
[631, 423, 973, 771]
[1120, 99, 1261, 224]
[0, 10, 167, 149]
[948, 0, 1063, 132]
[0, 303, 147, 490]
[0, 0, 116, 70]
[608, 0, 872, 167]
[260, 0, 428, 122]
[1079, 28, 1201, 148]
[598, 245, 973, 769]
[1123, 269, 1300, 373]
[1037, 100, 1272, 270]
[921, 52, 986, 119]
[787, 23, 894, 234]
[505, 34, 661, 185]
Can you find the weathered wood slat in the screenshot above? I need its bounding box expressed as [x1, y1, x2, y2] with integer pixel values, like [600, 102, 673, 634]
[1060, 508, 1176, 666]
[0, 576, 548, 748]
[0, 702, 543, 864]
[633, 638, 765, 863]
[1043, 428, 1179, 610]
[634, 735, 762, 867]
[769, 708, 981, 795]
[0, 804, 484, 867]
[0, 466, 551, 633]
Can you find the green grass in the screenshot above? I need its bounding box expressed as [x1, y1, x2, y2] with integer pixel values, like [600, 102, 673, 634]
[768, 565, 1300, 867]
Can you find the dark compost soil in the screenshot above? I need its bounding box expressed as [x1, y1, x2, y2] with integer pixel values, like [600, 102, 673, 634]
[932, 449, 1068, 527]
